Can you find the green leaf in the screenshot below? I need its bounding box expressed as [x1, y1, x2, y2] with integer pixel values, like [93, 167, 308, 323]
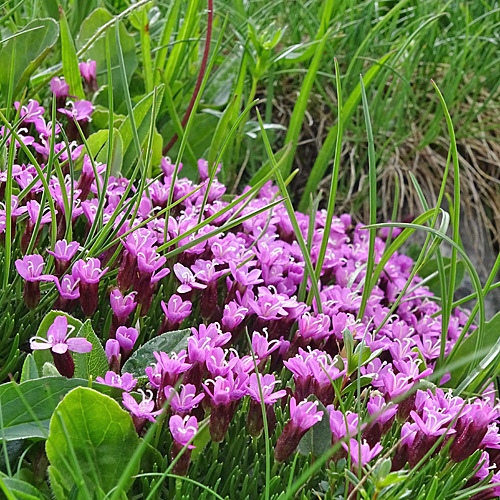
[73, 320, 108, 379]
[45, 387, 140, 498]
[77, 128, 123, 175]
[20, 354, 39, 383]
[60, 7, 85, 100]
[0, 19, 59, 98]
[76, 8, 138, 109]
[122, 328, 190, 378]
[118, 84, 165, 172]
[0, 377, 120, 441]
[448, 311, 500, 386]
[0, 477, 49, 500]
[417, 258, 465, 297]
[297, 398, 330, 458]
[42, 362, 60, 377]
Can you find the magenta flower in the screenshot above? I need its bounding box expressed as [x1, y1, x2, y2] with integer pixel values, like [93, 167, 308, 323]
[328, 409, 361, 441]
[30, 315, 91, 377]
[149, 350, 191, 408]
[160, 294, 192, 332]
[30, 315, 90, 354]
[173, 263, 207, 294]
[342, 439, 383, 469]
[72, 258, 108, 316]
[274, 398, 323, 462]
[229, 261, 263, 288]
[116, 326, 139, 353]
[15, 254, 53, 282]
[15, 254, 54, 309]
[55, 274, 80, 300]
[79, 60, 98, 92]
[50, 77, 69, 98]
[251, 331, 281, 360]
[247, 373, 287, 405]
[47, 239, 80, 276]
[169, 414, 198, 449]
[248, 287, 289, 320]
[169, 414, 198, 475]
[197, 158, 221, 180]
[110, 289, 137, 322]
[165, 384, 205, 415]
[105, 339, 120, 372]
[54, 274, 80, 312]
[450, 401, 498, 462]
[362, 395, 398, 446]
[222, 301, 248, 332]
[14, 100, 44, 123]
[96, 371, 137, 392]
[298, 313, 331, 341]
[203, 371, 248, 442]
[123, 391, 162, 432]
[58, 100, 93, 122]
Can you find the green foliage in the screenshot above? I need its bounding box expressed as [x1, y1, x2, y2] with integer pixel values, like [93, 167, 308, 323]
[118, 84, 165, 172]
[122, 328, 190, 378]
[46, 387, 140, 499]
[75, 8, 137, 110]
[60, 7, 85, 100]
[0, 377, 119, 441]
[0, 19, 59, 98]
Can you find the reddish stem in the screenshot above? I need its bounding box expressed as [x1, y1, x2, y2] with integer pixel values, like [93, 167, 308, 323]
[163, 0, 214, 154]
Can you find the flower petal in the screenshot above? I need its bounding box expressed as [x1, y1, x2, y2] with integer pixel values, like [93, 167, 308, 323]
[66, 337, 93, 353]
[51, 342, 68, 354]
[30, 340, 52, 350]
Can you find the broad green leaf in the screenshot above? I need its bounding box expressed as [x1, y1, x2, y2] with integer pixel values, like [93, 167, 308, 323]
[0, 19, 59, 98]
[46, 387, 140, 498]
[122, 328, 190, 378]
[118, 84, 165, 172]
[73, 320, 108, 379]
[0, 477, 49, 500]
[20, 354, 39, 383]
[448, 311, 500, 386]
[297, 398, 331, 458]
[76, 8, 137, 109]
[60, 7, 85, 100]
[0, 377, 119, 441]
[76, 128, 123, 175]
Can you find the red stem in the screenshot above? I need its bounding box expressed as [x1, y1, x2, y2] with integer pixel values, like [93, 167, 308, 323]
[163, 0, 214, 154]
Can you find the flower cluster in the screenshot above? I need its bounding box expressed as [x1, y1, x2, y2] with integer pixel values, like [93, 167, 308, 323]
[15, 61, 500, 493]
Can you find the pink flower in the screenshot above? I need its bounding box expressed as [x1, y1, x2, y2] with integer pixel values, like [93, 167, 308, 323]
[165, 384, 205, 414]
[30, 315, 92, 355]
[116, 326, 139, 352]
[58, 100, 93, 122]
[123, 392, 162, 423]
[247, 373, 287, 405]
[15, 254, 54, 282]
[173, 263, 207, 294]
[169, 415, 198, 449]
[50, 77, 69, 97]
[96, 371, 137, 392]
[342, 439, 383, 469]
